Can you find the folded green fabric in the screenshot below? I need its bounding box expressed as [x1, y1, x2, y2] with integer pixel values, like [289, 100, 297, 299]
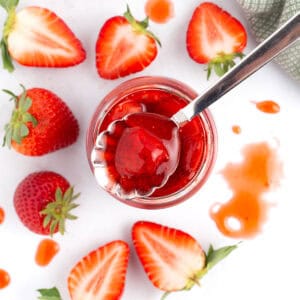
[237, 0, 300, 81]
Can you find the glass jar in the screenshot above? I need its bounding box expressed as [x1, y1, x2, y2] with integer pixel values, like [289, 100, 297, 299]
[86, 76, 217, 209]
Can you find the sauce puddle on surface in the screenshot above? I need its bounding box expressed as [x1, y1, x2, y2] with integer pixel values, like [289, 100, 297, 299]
[0, 207, 4, 224]
[253, 100, 280, 114]
[35, 239, 60, 267]
[0, 269, 10, 289]
[145, 0, 174, 24]
[210, 142, 282, 238]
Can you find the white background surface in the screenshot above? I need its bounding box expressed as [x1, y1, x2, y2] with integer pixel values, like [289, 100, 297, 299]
[0, 0, 300, 299]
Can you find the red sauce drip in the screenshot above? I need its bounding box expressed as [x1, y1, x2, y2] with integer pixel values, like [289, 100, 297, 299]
[0, 207, 4, 224]
[254, 100, 280, 114]
[0, 269, 10, 289]
[210, 142, 282, 238]
[232, 125, 241, 134]
[145, 0, 174, 24]
[35, 239, 60, 266]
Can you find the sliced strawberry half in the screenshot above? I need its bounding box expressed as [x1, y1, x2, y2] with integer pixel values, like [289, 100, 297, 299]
[132, 221, 238, 297]
[132, 221, 206, 292]
[96, 6, 160, 79]
[0, 3, 86, 71]
[186, 2, 247, 79]
[68, 240, 129, 300]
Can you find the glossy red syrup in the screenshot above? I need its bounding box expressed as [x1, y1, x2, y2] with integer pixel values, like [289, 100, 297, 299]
[103, 112, 180, 194]
[0, 269, 10, 289]
[232, 125, 241, 134]
[254, 100, 280, 114]
[145, 0, 174, 24]
[99, 89, 207, 197]
[0, 207, 4, 224]
[35, 239, 60, 266]
[210, 142, 282, 238]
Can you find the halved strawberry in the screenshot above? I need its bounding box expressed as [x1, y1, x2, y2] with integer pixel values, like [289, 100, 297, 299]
[96, 6, 160, 79]
[0, 2, 86, 71]
[68, 240, 129, 300]
[132, 221, 237, 297]
[186, 2, 247, 79]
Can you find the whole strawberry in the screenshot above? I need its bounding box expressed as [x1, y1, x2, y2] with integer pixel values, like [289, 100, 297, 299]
[3, 86, 79, 156]
[96, 6, 160, 79]
[0, 0, 86, 72]
[14, 171, 79, 235]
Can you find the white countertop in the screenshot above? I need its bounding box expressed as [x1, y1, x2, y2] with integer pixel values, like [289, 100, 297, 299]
[1, 1, 300, 299]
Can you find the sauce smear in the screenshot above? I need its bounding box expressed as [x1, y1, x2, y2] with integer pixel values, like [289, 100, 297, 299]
[145, 0, 174, 23]
[0, 269, 10, 289]
[254, 100, 280, 114]
[0, 207, 4, 224]
[232, 125, 241, 134]
[35, 239, 60, 266]
[210, 142, 282, 238]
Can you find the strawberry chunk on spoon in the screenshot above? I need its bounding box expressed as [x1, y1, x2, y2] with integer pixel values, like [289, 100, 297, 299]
[92, 112, 180, 198]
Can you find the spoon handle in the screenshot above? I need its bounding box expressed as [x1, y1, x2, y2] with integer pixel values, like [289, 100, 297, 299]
[172, 12, 300, 125]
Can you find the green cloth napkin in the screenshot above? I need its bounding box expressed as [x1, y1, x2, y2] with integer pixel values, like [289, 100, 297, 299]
[237, 0, 300, 81]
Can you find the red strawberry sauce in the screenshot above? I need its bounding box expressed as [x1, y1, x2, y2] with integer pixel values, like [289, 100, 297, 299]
[210, 142, 282, 238]
[0, 207, 4, 224]
[253, 100, 280, 114]
[99, 89, 210, 197]
[145, 0, 174, 24]
[35, 239, 60, 266]
[0, 269, 10, 289]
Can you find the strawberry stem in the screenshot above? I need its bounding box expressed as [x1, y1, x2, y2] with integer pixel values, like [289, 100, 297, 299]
[194, 243, 238, 282]
[124, 5, 161, 47]
[0, 38, 14, 72]
[0, 0, 19, 12]
[206, 52, 245, 80]
[0, 0, 19, 72]
[2, 86, 38, 148]
[40, 186, 80, 236]
[37, 287, 62, 300]
[161, 291, 171, 300]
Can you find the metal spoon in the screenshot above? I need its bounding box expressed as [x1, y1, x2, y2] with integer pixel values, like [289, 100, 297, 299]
[92, 12, 300, 200]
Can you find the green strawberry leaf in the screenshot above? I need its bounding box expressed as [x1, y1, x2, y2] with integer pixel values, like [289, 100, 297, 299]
[205, 244, 238, 272]
[0, 0, 19, 72]
[124, 5, 161, 47]
[194, 243, 239, 281]
[0, 38, 14, 72]
[2, 86, 38, 148]
[206, 52, 244, 80]
[40, 186, 80, 236]
[37, 287, 62, 300]
[0, 0, 19, 12]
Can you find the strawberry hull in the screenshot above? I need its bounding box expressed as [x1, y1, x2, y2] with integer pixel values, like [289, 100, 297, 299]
[86, 76, 217, 209]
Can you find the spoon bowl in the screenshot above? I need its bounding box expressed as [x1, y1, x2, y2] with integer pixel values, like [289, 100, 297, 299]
[91, 112, 180, 199]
